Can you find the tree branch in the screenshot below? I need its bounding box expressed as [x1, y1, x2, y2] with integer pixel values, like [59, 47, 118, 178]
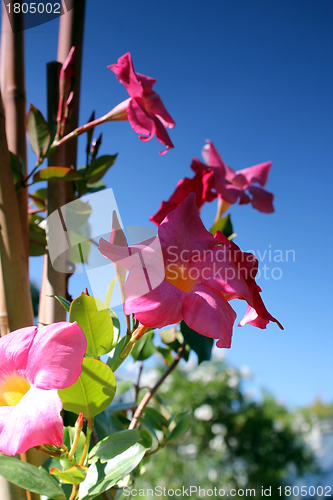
[128, 342, 186, 430]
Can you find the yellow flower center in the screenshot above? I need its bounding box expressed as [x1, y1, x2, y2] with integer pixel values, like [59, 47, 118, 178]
[0, 372, 31, 406]
[165, 263, 198, 293]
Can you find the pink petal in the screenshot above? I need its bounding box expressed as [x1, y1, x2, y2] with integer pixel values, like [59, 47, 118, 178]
[159, 193, 216, 255]
[25, 322, 86, 390]
[236, 161, 272, 188]
[99, 238, 131, 264]
[202, 140, 235, 180]
[238, 304, 269, 329]
[150, 200, 179, 226]
[106, 98, 130, 121]
[154, 116, 174, 154]
[143, 91, 175, 129]
[109, 212, 129, 305]
[126, 280, 184, 329]
[108, 52, 143, 98]
[250, 284, 283, 329]
[136, 72, 156, 93]
[202, 140, 227, 174]
[0, 387, 63, 455]
[214, 176, 245, 205]
[0, 327, 36, 381]
[248, 185, 274, 213]
[150, 171, 216, 225]
[182, 285, 236, 348]
[127, 98, 155, 140]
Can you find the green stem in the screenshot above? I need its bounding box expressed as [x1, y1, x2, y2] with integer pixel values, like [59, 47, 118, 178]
[79, 417, 94, 466]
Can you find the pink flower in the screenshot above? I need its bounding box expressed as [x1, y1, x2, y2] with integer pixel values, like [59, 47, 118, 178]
[191, 140, 275, 213]
[99, 194, 282, 349]
[108, 52, 175, 154]
[213, 231, 283, 330]
[0, 322, 86, 455]
[150, 170, 217, 225]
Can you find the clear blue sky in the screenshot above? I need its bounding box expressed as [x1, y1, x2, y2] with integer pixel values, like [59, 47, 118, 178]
[6, 0, 332, 408]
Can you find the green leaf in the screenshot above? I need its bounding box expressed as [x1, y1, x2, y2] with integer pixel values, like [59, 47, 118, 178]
[157, 346, 174, 365]
[160, 328, 190, 361]
[109, 309, 120, 345]
[50, 465, 88, 485]
[88, 429, 141, 464]
[104, 277, 117, 309]
[210, 214, 233, 238]
[63, 200, 92, 228]
[30, 188, 47, 208]
[109, 402, 136, 413]
[10, 152, 24, 185]
[78, 443, 147, 500]
[76, 178, 89, 197]
[70, 226, 92, 265]
[87, 181, 106, 193]
[165, 412, 191, 444]
[25, 104, 51, 160]
[85, 154, 117, 184]
[52, 295, 71, 312]
[29, 214, 47, 256]
[107, 336, 131, 372]
[33, 166, 85, 183]
[180, 320, 214, 364]
[139, 429, 153, 449]
[141, 407, 167, 431]
[131, 331, 156, 361]
[69, 293, 114, 357]
[59, 358, 116, 419]
[0, 455, 65, 499]
[115, 380, 134, 396]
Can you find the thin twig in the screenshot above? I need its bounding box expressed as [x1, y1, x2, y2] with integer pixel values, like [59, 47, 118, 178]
[128, 342, 186, 430]
[135, 361, 144, 401]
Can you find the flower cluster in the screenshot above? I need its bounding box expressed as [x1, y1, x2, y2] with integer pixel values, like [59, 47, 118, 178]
[151, 140, 274, 224]
[99, 194, 282, 349]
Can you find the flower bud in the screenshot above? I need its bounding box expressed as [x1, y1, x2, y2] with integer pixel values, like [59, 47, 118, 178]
[75, 412, 84, 433]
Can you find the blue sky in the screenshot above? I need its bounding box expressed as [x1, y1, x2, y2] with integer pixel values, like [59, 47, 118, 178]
[5, 0, 332, 408]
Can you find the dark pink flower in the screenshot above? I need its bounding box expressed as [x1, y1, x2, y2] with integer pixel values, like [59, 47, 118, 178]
[99, 194, 282, 349]
[0, 322, 86, 455]
[150, 170, 216, 225]
[213, 231, 283, 330]
[108, 52, 175, 154]
[191, 140, 275, 213]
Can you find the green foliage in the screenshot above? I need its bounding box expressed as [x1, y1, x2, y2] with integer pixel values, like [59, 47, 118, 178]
[85, 154, 117, 184]
[69, 293, 114, 357]
[49, 465, 88, 485]
[131, 331, 156, 361]
[181, 320, 214, 363]
[301, 397, 333, 421]
[29, 213, 47, 256]
[25, 104, 51, 161]
[78, 443, 147, 500]
[53, 295, 71, 312]
[135, 361, 316, 499]
[33, 166, 85, 183]
[210, 214, 233, 238]
[165, 412, 191, 444]
[0, 455, 66, 499]
[30, 281, 40, 317]
[59, 358, 116, 419]
[88, 429, 141, 464]
[9, 152, 25, 187]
